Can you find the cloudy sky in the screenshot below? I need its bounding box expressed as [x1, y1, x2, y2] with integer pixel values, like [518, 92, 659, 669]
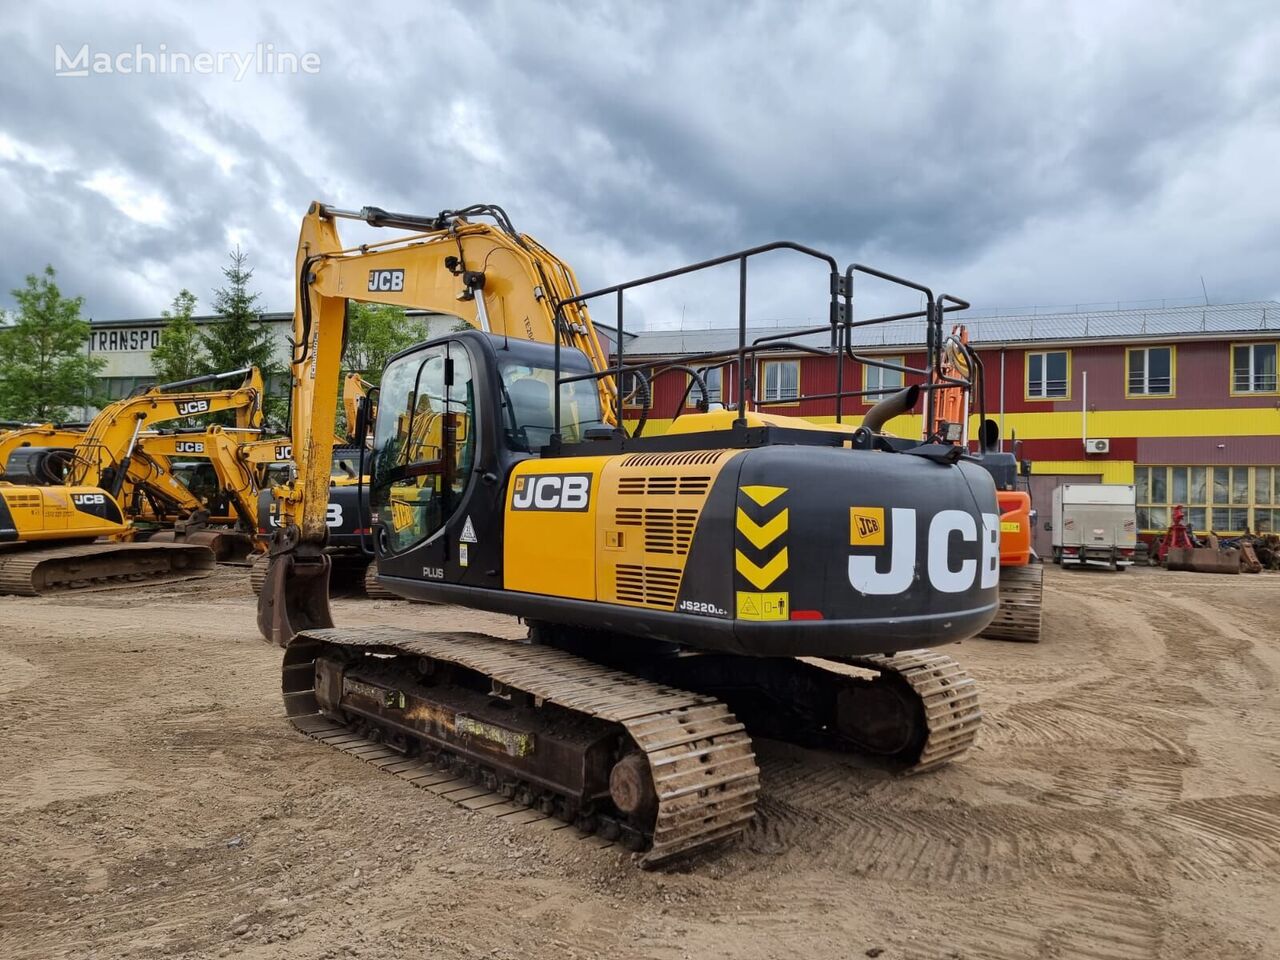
[2, 1, 1278, 331]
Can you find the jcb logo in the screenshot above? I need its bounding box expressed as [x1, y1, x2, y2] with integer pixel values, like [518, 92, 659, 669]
[848, 508, 1000, 596]
[850, 507, 884, 546]
[268, 501, 342, 528]
[71, 493, 106, 505]
[368, 269, 405, 293]
[511, 473, 592, 512]
[174, 441, 205, 454]
[275, 444, 292, 461]
[177, 399, 210, 416]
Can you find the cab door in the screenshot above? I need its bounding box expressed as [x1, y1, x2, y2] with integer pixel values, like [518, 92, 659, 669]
[370, 340, 476, 573]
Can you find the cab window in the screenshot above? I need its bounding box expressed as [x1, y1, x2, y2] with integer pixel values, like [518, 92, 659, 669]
[500, 360, 605, 451]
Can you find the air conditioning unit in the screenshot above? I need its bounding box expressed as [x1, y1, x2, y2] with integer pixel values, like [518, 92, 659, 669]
[1085, 438, 1110, 455]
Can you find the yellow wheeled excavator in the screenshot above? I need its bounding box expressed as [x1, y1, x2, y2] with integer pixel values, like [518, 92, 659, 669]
[260, 202, 999, 865]
[0, 369, 264, 594]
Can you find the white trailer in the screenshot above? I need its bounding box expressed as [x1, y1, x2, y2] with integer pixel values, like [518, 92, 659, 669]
[1051, 483, 1137, 569]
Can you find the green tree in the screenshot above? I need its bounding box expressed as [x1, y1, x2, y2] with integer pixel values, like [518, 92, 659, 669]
[201, 247, 276, 376]
[0, 266, 103, 422]
[343, 302, 428, 384]
[151, 288, 205, 383]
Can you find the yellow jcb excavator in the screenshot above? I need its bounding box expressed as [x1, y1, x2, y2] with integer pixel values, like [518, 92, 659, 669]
[260, 202, 998, 865]
[0, 369, 264, 594]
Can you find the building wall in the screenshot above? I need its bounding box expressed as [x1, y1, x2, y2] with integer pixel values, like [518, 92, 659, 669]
[620, 335, 1280, 535]
[89, 316, 295, 382]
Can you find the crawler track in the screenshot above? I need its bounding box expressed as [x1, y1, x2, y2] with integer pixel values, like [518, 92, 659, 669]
[835, 650, 982, 772]
[980, 563, 1044, 642]
[0, 541, 215, 596]
[362, 560, 397, 599]
[252, 556, 396, 599]
[283, 625, 760, 866]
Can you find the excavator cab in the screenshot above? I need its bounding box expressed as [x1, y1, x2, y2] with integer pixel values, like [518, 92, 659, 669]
[367, 332, 600, 577]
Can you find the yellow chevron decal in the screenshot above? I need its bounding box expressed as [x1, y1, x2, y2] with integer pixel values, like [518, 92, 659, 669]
[740, 484, 787, 507]
[735, 547, 789, 590]
[736, 506, 789, 549]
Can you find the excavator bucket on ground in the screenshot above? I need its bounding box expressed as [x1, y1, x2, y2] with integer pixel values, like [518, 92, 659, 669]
[151, 528, 256, 563]
[1164, 545, 1241, 574]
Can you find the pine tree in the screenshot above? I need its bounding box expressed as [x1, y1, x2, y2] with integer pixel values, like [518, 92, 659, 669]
[201, 247, 276, 377]
[151, 289, 205, 384]
[0, 266, 103, 422]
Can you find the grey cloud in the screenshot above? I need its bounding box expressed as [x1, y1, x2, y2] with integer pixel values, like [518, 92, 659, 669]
[1, 1, 1278, 331]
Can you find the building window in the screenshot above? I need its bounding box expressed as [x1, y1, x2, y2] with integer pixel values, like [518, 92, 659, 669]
[1136, 465, 1274, 534]
[619, 370, 651, 411]
[1257, 467, 1279, 533]
[1232, 343, 1278, 394]
[760, 360, 799, 403]
[1126, 346, 1174, 396]
[689, 366, 724, 407]
[1026, 350, 1069, 399]
[862, 356, 904, 403]
[98, 376, 157, 401]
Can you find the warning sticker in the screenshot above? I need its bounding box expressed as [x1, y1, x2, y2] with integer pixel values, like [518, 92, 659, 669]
[460, 515, 478, 543]
[850, 507, 885, 546]
[1000, 520, 1021, 534]
[736, 591, 789, 621]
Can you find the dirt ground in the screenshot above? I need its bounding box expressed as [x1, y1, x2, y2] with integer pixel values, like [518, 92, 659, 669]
[1, 564, 1277, 960]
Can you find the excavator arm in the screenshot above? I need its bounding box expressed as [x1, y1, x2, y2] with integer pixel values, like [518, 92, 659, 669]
[67, 369, 264, 492]
[134, 427, 277, 530]
[260, 201, 613, 644]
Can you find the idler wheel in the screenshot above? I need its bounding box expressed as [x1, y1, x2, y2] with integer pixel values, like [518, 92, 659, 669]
[609, 752, 657, 821]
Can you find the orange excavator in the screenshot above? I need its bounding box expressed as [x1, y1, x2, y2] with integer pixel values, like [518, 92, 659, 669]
[930, 325, 1042, 641]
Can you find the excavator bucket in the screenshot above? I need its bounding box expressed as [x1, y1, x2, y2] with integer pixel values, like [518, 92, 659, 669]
[1240, 542, 1264, 573]
[152, 529, 256, 564]
[257, 550, 334, 647]
[1164, 546, 1241, 574]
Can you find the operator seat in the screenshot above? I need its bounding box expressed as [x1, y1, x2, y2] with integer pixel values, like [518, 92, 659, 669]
[507, 377, 555, 451]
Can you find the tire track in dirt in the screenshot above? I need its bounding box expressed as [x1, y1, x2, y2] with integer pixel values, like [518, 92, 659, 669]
[901, 887, 1163, 960]
[1163, 794, 1280, 879]
[748, 749, 1178, 887]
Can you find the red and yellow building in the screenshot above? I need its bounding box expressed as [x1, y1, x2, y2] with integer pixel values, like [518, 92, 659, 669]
[608, 301, 1280, 556]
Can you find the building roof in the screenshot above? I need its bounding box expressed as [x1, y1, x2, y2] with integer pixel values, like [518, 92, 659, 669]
[618, 300, 1280, 356]
[82, 299, 1280, 352]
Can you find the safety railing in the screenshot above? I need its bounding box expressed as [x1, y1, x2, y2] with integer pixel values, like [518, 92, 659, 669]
[549, 244, 971, 445]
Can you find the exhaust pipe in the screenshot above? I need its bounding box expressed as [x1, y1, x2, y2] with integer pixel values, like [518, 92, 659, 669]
[863, 384, 919, 434]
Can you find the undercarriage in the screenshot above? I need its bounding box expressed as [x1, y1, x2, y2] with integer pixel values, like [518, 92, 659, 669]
[283, 622, 980, 864]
